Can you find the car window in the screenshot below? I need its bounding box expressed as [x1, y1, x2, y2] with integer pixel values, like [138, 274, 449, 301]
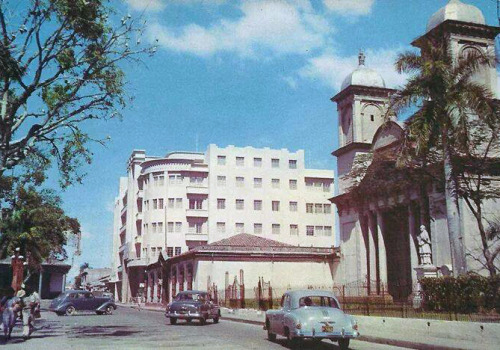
[85, 293, 94, 299]
[69, 293, 77, 299]
[298, 296, 339, 309]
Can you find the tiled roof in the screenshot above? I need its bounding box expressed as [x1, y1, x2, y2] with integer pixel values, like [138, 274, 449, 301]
[207, 233, 294, 248]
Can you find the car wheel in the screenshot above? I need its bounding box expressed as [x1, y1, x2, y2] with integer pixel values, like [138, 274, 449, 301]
[96, 311, 103, 315]
[105, 306, 113, 315]
[199, 315, 207, 325]
[213, 316, 219, 324]
[286, 328, 302, 349]
[338, 339, 350, 350]
[170, 317, 177, 325]
[266, 320, 276, 341]
[65, 306, 76, 316]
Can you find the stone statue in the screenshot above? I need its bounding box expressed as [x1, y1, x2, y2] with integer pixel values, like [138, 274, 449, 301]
[417, 225, 433, 265]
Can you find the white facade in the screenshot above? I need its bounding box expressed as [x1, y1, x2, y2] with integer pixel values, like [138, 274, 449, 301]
[112, 145, 334, 302]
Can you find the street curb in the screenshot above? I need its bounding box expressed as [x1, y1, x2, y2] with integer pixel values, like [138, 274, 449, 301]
[118, 305, 468, 350]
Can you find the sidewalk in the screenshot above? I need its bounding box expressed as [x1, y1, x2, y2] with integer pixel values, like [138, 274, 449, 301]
[117, 303, 500, 350]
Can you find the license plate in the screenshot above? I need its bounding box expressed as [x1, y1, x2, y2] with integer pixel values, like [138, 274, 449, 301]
[322, 325, 333, 332]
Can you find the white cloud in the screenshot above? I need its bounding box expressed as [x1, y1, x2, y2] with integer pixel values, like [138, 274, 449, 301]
[148, 1, 334, 58]
[125, 0, 166, 12]
[298, 47, 409, 91]
[323, 0, 375, 16]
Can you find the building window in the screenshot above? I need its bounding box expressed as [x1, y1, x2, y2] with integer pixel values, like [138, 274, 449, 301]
[168, 198, 175, 209]
[189, 222, 203, 234]
[272, 224, 280, 235]
[235, 223, 244, 234]
[315, 204, 323, 214]
[190, 176, 204, 186]
[272, 201, 280, 212]
[236, 156, 244, 166]
[271, 158, 280, 168]
[254, 177, 262, 188]
[236, 199, 244, 210]
[175, 247, 181, 256]
[289, 160, 297, 169]
[153, 199, 158, 209]
[315, 226, 323, 236]
[217, 198, 226, 209]
[217, 222, 226, 234]
[151, 247, 156, 257]
[271, 178, 280, 189]
[236, 177, 244, 187]
[323, 182, 331, 192]
[176, 198, 183, 209]
[158, 198, 164, 209]
[306, 203, 313, 213]
[324, 204, 331, 214]
[289, 201, 297, 212]
[167, 222, 174, 233]
[169, 175, 176, 185]
[152, 223, 157, 233]
[158, 222, 163, 233]
[290, 224, 298, 236]
[254, 223, 262, 235]
[324, 226, 332, 236]
[175, 222, 182, 233]
[154, 174, 164, 186]
[370, 114, 374, 122]
[289, 179, 297, 190]
[217, 175, 226, 187]
[254, 200, 262, 211]
[254, 157, 262, 167]
[167, 247, 173, 257]
[189, 199, 203, 210]
[306, 226, 314, 236]
[217, 155, 226, 165]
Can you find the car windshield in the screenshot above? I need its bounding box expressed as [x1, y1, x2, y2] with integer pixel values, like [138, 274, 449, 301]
[298, 296, 339, 309]
[175, 293, 206, 302]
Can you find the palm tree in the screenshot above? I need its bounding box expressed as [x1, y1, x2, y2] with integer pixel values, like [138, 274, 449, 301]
[389, 38, 498, 276]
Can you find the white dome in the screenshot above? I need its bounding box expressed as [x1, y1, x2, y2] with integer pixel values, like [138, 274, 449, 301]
[341, 52, 386, 90]
[426, 0, 485, 33]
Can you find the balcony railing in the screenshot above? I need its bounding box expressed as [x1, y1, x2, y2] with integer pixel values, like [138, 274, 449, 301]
[186, 185, 208, 195]
[185, 209, 208, 218]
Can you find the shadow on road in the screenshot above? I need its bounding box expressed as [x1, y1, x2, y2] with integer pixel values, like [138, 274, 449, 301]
[70, 325, 142, 338]
[272, 338, 344, 350]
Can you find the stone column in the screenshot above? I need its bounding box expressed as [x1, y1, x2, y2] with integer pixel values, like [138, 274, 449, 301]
[360, 214, 371, 294]
[153, 270, 158, 303]
[367, 212, 377, 295]
[376, 210, 388, 292]
[408, 204, 419, 286]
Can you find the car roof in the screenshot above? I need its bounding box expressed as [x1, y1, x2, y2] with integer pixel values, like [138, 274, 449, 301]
[285, 290, 339, 307]
[177, 290, 207, 295]
[64, 290, 92, 294]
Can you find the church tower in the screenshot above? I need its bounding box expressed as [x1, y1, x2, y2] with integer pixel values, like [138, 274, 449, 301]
[331, 52, 395, 194]
[413, 0, 499, 95]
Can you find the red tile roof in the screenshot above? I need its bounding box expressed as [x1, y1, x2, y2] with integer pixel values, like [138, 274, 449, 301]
[207, 233, 294, 248]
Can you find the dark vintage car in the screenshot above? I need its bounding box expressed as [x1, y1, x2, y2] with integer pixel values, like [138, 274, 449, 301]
[165, 290, 220, 325]
[49, 290, 116, 316]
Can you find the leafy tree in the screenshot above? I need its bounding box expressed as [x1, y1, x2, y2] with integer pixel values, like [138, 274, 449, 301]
[0, 0, 155, 187]
[0, 185, 80, 268]
[390, 38, 498, 276]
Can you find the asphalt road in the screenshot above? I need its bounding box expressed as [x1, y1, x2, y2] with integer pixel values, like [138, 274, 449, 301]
[1, 307, 407, 349]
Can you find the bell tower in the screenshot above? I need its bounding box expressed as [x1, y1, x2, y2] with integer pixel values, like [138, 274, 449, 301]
[413, 0, 500, 96]
[331, 52, 395, 194]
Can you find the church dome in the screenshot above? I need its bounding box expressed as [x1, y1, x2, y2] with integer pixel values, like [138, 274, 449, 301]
[426, 0, 485, 33]
[341, 52, 386, 91]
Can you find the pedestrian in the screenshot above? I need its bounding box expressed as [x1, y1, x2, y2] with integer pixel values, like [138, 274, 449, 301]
[17, 284, 39, 340]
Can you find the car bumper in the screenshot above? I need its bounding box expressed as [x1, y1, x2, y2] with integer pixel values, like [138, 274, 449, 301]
[165, 312, 203, 319]
[292, 329, 360, 340]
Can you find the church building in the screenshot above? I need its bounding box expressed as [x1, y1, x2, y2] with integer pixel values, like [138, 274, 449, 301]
[331, 0, 499, 301]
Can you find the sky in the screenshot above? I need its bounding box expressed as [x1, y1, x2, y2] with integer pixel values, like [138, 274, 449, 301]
[40, 0, 498, 279]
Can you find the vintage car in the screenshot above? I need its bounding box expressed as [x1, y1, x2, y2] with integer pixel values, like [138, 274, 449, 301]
[265, 290, 359, 349]
[49, 290, 116, 316]
[165, 290, 220, 325]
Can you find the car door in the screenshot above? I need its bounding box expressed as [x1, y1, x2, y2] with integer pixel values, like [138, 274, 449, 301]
[271, 294, 289, 335]
[72, 293, 86, 310]
[85, 292, 100, 310]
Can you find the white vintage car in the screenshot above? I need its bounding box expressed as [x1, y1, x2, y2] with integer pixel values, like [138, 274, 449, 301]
[265, 290, 359, 349]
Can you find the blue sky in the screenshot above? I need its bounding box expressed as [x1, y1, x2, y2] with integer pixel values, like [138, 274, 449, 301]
[49, 0, 498, 278]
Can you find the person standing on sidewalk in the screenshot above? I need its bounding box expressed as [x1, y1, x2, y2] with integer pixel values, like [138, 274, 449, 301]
[16, 284, 40, 340]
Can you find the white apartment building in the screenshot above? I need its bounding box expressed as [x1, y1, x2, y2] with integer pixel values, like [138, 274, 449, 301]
[111, 144, 335, 303]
